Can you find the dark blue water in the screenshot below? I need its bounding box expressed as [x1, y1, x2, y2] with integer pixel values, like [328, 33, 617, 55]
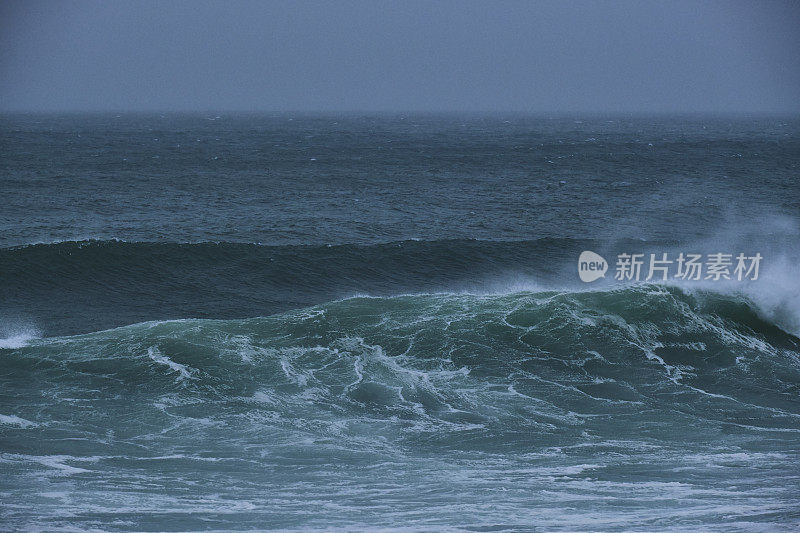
[1, 114, 799, 531]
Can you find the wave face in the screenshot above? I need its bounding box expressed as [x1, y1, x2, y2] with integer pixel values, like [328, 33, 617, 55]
[2, 286, 800, 530]
[0, 238, 593, 336]
[5, 235, 798, 338]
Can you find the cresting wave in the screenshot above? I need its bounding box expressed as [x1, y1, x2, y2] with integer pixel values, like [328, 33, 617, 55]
[4, 285, 799, 438]
[3, 244, 800, 530]
[3, 236, 799, 337]
[0, 237, 591, 337]
[4, 113, 800, 530]
[4, 287, 799, 530]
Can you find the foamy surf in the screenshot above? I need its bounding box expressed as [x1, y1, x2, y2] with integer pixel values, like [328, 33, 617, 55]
[2, 285, 799, 530]
[0, 331, 39, 350]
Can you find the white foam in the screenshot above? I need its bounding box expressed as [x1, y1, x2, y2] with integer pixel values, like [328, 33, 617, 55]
[0, 453, 95, 476]
[0, 414, 37, 428]
[0, 324, 40, 349]
[147, 347, 193, 380]
[661, 213, 800, 336]
[0, 334, 37, 349]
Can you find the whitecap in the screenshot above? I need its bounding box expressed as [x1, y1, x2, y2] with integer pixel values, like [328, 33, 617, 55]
[0, 414, 37, 428]
[0, 334, 37, 349]
[147, 347, 193, 380]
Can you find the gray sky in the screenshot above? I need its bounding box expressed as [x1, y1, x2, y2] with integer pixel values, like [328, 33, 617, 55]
[1, 0, 798, 113]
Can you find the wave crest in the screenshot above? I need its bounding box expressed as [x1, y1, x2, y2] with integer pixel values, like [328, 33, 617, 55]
[5, 286, 799, 446]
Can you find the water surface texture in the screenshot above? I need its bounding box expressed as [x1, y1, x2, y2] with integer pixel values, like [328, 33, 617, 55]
[1, 115, 799, 531]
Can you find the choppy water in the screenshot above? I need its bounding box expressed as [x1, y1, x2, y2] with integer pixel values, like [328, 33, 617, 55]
[1, 114, 799, 531]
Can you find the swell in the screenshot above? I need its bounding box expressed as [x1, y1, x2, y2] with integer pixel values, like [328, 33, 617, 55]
[2, 237, 798, 338]
[0, 238, 602, 336]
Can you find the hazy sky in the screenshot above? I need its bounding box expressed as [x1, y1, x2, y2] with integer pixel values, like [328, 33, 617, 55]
[1, 0, 798, 113]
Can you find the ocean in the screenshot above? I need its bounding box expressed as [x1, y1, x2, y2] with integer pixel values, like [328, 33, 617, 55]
[1, 114, 799, 531]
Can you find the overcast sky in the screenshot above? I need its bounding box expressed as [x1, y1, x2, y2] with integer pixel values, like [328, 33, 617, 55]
[1, 0, 798, 113]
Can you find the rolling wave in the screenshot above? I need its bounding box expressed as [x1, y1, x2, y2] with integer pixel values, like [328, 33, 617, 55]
[3, 251, 800, 529]
[3, 236, 799, 337]
[4, 286, 799, 442]
[0, 237, 591, 336]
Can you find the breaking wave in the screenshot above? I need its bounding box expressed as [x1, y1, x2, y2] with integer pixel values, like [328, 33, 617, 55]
[3, 241, 800, 530]
[4, 285, 799, 443]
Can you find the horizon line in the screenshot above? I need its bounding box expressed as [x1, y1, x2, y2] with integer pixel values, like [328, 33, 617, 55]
[2, 109, 799, 117]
